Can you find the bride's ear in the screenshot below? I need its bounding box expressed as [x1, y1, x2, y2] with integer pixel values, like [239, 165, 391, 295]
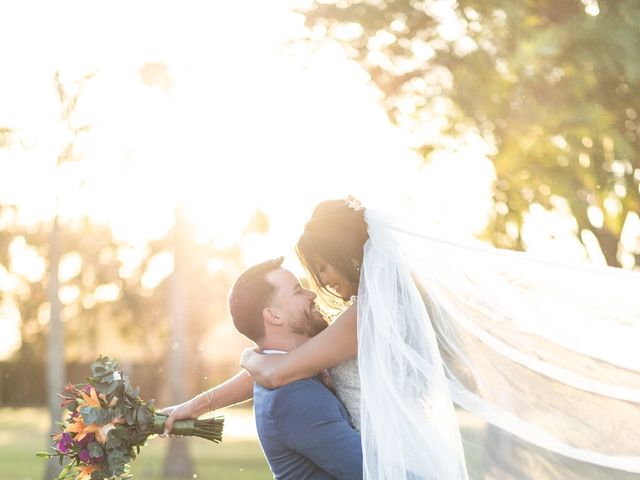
[263, 307, 284, 326]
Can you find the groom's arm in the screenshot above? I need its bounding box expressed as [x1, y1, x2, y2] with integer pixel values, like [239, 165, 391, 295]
[273, 381, 363, 480]
[160, 370, 253, 434]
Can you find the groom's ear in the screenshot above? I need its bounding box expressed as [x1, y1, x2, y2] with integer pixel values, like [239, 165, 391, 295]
[263, 307, 284, 326]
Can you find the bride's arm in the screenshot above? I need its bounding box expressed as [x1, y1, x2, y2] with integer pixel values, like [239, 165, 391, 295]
[159, 370, 253, 434]
[241, 305, 358, 389]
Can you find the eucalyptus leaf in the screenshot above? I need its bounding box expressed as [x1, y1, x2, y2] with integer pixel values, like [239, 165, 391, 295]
[124, 406, 135, 425]
[88, 441, 104, 459]
[136, 405, 153, 428]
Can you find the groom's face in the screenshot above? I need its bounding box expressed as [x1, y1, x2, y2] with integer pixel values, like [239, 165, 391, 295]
[266, 268, 328, 337]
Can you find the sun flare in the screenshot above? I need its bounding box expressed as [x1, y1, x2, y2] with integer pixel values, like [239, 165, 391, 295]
[0, 1, 497, 359]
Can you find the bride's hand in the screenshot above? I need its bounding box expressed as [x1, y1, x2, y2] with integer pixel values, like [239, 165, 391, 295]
[240, 347, 259, 371]
[241, 347, 287, 389]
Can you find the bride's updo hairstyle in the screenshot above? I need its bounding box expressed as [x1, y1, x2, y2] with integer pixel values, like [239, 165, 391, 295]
[296, 197, 368, 302]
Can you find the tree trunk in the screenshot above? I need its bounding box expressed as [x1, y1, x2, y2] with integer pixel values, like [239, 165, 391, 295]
[44, 218, 65, 480]
[589, 226, 622, 268]
[163, 205, 194, 478]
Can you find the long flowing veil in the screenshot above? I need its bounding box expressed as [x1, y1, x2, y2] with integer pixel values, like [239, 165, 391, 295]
[357, 209, 640, 479]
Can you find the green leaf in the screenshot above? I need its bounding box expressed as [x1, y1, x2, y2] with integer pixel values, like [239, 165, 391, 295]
[35, 452, 53, 458]
[136, 405, 153, 427]
[88, 441, 104, 459]
[80, 406, 109, 425]
[124, 406, 135, 425]
[105, 380, 120, 395]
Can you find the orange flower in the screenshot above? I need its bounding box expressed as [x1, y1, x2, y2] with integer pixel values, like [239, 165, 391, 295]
[94, 416, 125, 444]
[78, 388, 101, 408]
[95, 423, 116, 444]
[77, 464, 100, 480]
[66, 418, 99, 442]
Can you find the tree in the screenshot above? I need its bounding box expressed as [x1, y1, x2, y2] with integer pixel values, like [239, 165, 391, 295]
[301, 0, 640, 267]
[44, 70, 95, 480]
[163, 203, 194, 478]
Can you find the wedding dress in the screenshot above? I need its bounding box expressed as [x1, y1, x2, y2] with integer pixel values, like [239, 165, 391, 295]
[343, 209, 640, 479]
[329, 357, 361, 431]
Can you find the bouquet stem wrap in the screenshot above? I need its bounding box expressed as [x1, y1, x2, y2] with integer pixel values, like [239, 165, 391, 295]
[153, 414, 224, 443]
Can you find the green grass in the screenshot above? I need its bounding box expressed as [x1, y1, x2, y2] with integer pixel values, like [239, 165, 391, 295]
[0, 407, 271, 480]
[0, 407, 487, 480]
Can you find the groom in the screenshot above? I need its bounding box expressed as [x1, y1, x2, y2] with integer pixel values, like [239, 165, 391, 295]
[228, 257, 362, 480]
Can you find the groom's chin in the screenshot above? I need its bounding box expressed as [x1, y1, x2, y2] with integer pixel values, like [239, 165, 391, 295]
[307, 313, 329, 337]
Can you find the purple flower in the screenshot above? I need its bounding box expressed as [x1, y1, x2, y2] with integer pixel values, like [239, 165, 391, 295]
[78, 449, 91, 463]
[57, 432, 73, 454]
[77, 433, 95, 448]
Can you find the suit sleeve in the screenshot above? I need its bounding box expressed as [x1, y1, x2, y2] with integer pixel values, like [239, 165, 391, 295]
[272, 381, 363, 480]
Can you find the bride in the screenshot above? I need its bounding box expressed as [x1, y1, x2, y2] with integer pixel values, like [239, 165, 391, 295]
[163, 197, 640, 479]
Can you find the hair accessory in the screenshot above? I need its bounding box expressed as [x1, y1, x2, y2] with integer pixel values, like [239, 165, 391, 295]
[344, 196, 365, 212]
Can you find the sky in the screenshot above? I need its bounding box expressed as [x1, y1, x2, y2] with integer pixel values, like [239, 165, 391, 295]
[0, 0, 603, 359]
[0, 1, 496, 238]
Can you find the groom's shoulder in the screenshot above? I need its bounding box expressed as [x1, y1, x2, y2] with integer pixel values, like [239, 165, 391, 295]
[256, 377, 331, 412]
[261, 376, 326, 399]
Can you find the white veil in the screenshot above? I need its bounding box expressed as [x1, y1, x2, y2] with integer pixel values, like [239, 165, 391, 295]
[357, 209, 640, 479]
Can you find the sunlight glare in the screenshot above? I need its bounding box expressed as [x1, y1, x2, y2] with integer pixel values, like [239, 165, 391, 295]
[0, 1, 501, 355]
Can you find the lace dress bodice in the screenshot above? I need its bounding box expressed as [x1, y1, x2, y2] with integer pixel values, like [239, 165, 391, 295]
[329, 356, 361, 431]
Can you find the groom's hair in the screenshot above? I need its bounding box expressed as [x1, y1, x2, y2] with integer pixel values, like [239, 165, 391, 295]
[228, 257, 284, 343]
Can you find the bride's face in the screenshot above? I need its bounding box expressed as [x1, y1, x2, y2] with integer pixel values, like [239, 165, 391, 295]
[313, 258, 357, 299]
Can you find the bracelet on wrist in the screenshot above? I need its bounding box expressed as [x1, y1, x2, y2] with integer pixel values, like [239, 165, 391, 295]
[202, 390, 214, 413]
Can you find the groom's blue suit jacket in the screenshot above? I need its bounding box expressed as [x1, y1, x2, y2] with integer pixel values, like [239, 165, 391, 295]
[253, 376, 363, 480]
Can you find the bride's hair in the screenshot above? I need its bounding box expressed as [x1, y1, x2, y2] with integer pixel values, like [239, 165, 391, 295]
[296, 198, 368, 302]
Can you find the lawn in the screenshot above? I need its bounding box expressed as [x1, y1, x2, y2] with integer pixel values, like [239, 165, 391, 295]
[0, 407, 486, 480]
[0, 407, 271, 480]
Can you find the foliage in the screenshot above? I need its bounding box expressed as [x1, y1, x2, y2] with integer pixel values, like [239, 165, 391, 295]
[301, 0, 640, 266]
[2, 407, 269, 480]
[0, 211, 245, 365]
[38, 356, 223, 480]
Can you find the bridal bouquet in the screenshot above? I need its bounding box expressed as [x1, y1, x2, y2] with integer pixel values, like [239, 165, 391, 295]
[37, 356, 224, 480]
